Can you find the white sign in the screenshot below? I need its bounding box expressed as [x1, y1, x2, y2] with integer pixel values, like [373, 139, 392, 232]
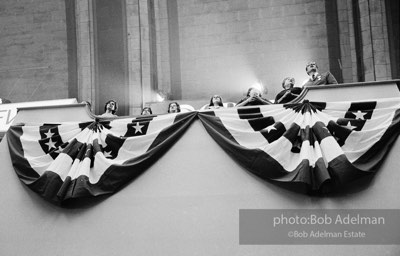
[0, 99, 77, 132]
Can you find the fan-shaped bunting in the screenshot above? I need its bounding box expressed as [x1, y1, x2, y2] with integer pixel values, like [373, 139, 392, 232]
[7, 111, 197, 204]
[198, 98, 400, 190]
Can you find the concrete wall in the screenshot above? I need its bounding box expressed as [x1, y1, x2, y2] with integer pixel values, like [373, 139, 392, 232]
[156, 0, 332, 102]
[0, 0, 69, 103]
[337, 0, 392, 82]
[153, 0, 394, 102]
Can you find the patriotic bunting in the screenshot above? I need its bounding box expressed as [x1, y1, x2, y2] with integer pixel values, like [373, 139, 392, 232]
[5, 98, 400, 205]
[198, 98, 400, 191]
[7, 111, 197, 204]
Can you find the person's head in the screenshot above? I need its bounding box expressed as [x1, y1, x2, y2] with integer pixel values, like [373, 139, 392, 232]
[104, 99, 118, 114]
[168, 102, 181, 113]
[141, 107, 152, 115]
[209, 95, 224, 107]
[305, 61, 319, 75]
[247, 87, 262, 97]
[281, 77, 296, 90]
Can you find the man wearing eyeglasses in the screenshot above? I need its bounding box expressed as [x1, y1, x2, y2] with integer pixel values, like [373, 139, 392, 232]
[303, 61, 338, 86]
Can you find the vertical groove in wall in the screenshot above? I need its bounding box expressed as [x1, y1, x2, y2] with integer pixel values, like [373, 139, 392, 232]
[93, 0, 129, 115]
[325, 0, 343, 83]
[92, 0, 100, 114]
[65, 0, 78, 99]
[352, 0, 364, 82]
[121, 0, 129, 111]
[385, 0, 400, 79]
[166, 0, 181, 100]
[89, 0, 96, 108]
[366, 0, 376, 80]
[138, 0, 144, 109]
[148, 0, 158, 93]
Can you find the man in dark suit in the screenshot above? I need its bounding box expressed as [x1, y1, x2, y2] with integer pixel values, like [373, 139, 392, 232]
[303, 61, 338, 86]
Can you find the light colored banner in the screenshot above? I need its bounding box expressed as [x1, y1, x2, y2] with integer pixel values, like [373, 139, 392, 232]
[0, 99, 77, 132]
[240, 209, 400, 245]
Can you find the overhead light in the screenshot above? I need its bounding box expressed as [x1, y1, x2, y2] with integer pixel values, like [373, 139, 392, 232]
[156, 92, 165, 102]
[250, 81, 263, 92]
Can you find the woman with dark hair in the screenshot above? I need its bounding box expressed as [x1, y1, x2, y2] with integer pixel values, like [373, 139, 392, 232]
[236, 87, 271, 107]
[274, 77, 302, 104]
[100, 99, 118, 117]
[141, 107, 153, 115]
[168, 102, 181, 113]
[207, 95, 224, 109]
